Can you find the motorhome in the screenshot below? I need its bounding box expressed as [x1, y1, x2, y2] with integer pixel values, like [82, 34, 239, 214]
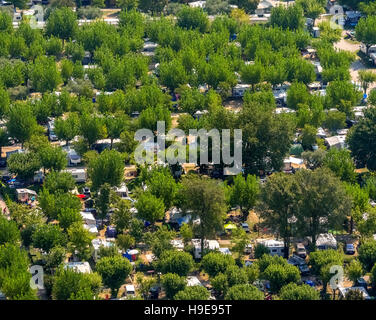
[63, 168, 86, 183]
[257, 239, 286, 257]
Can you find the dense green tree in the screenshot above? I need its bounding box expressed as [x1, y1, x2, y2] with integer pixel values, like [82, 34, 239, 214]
[44, 171, 76, 194]
[225, 284, 264, 300]
[346, 259, 363, 285]
[38, 145, 67, 172]
[7, 103, 38, 147]
[58, 209, 82, 231]
[30, 56, 62, 93]
[135, 192, 165, 224]
[358, 240, 376, 272]
[270, 4, 305, 30]
[32, 224, 67, 253]
[178, 175, 226, 257]
[174, 285, 210, 300]
[88, 149, 124, 191]
[259, 173, 298, 259]
[161, 273, 187, 299]
[323, 110, 346, 132]
[347, 108, 376, 170]
[67, 221, 94, 261]
[279, 283, 320, 300]
[201, 252, 235, 277]
[294, 168, 351, 247]
[262, 263, 300, 293]
[356, 16, 376, 54]
[228, 174, 259, 219]
[323, 149, 356, 183]
[7, 152, 41, 182]
[0, 216, 20, 245]
[111, 199, 132, 233]
[157, 250, 194, 276]
[96, 255, 132, 297]
[177, 6, 209, 33]
[46, 7, 78, 41]
[146, 168, 177, 210]
[52, 267, 102, 300]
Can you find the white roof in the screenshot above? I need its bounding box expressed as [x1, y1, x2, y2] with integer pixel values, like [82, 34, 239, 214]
[275, 107, 295, 114]
[257, 239, 284, 247]
[116, 183, 128, 193]
[84, 224, 98, 234]
[92, 238, 115, 250]
[218, 248, 231, 255]
[316, 233, 337, 247]
[80, 212, 95, 222]
[126, 285, 135, 292]
[284, 156, 304, 165]
[186, 276, 202, 287]
[16, 188, 37, 195]
[171, 239, 184, 250]
[192, 239, 220, 250]
[65, 262, 92, 274]
[188, 1, 206, 8]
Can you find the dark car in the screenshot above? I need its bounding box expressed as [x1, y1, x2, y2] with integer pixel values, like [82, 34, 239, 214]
[0, 158, 6, 168]
[345, 243, 356, 255]
[149, 286, 160, 300]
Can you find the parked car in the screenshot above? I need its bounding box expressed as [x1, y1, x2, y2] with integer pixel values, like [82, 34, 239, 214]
[288, 255, 310, 276]
[149, 286, 160, 300]
[244, 244, 253, 255]
[345, 243, 356, 255]
[295, 243, 307, 259]
[241, 223, 250, 233]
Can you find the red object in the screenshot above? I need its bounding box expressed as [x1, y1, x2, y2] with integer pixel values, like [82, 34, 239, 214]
[76, 194, 85, 199]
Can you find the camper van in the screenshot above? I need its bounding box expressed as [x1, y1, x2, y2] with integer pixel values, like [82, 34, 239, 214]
[63, 168, 86, 183]
[257, 239, 286, 257]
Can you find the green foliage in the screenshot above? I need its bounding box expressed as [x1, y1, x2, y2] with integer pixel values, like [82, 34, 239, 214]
[67, 221, 94, 261]
[96, 255, 132, 296]
[46, 7, 78, 40]
[323, 110, 346, 132]
[262, 263, 300, 293]
[7, 102, 38, 146]
[346, 259, 363, 285]
[358, 240, 376, 272]
[323, 149, 356, 183]
[7, 152, 41, 182]
[201, 252, 235, 277]
[309, 249, 344, 276]
[270, 4, 305, 30]
[157, 250, 194, 276]
[88, 149, 125, 191]
[32, 224, 67, 253]
[111, 199, 132, 233]
[228, 173, 259, 217]
[279, 283, 320, 300]
[161, 273, 186, 299]
[174, 285, 210, 300]
[52, 267, 102, 300]
[116, 234, 135, 251]
[347, 108, 376, 171]
[177, 6, 209, 33]
[135, 192, 165, 224]
[0, 244, 37, 300]
[224, 284, 264, 300]
[58, 208, 82, 231]
[44, 171, 76, 194]
[253, 244, 270, 259]
[146, 167, 177, 210]
[30, 56, 62, 93]
[0, 215, 20, 245]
